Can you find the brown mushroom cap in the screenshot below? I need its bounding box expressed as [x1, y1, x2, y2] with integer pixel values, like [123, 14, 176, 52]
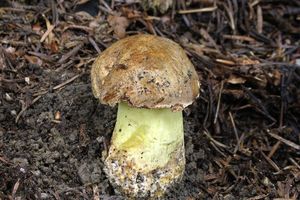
[91, 34, 200, 110]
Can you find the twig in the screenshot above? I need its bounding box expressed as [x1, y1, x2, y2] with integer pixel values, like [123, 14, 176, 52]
[223, 35, 256, 42]
[11, 179, 20, 198]
[242, 86, 276, 122]
[257, 5, 263, 33]
[17, 74, 81, 123]
[93, 185, 100, 200]
[178, 6, 217, 14]
[268, 141, 281, 158]
[0, 7, 26, 12]
[288, 157, 300, 170]
[99, 5, 113, 14]
[229, 112, 241, 154]
[273, 199, 296, 200]
[223, 2, 235, 31]
[256, 61, 300, 68]
[28, 51, 56, 62]
[247, 194, 269, 200]
[58, 43, 84, 64]
[203, 129, 229, 149]
[51, 0, 59, 26]
[0, 156, 10, 164]
[209, 141, 226, 157]
[200, 28, 221, 53]
[63, 25, 93, 33]
[1, 40, 27, 46]
[88, 37, 101, 53]
[270, 72, 287, 158]
[15, 95, 42, 123]
[249, 0, 261, 7]
[40, 24, 55, 43]
[214, 81, 223, 124]
[260, 150, 281, 172]
[53, 74, 81, 90]
[100, 0, 113, 12]
[216, 59, 235, 65]
[267, 131, 300, 150]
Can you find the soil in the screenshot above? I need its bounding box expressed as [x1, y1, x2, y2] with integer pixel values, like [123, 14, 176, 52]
[1, 0, 300, 199]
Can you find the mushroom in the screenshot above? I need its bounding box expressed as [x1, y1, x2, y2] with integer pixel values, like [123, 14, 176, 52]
[91, 34, 200, 198]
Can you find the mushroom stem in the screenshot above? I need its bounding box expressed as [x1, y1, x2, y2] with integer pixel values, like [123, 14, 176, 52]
[104, 102, 185, 197]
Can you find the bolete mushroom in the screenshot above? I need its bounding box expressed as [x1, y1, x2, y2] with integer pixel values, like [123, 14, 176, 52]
[91, 34, 200, 198]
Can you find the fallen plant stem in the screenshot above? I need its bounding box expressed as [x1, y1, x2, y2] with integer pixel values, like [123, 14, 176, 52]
[267, 131, 300, 150]
[178, 6, 217, 14]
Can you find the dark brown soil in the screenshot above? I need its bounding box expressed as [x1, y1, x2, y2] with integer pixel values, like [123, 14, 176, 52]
[1, 0, 300, 199]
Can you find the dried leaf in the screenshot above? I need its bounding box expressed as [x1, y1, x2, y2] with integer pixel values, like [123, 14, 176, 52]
[107, 15, 129, 39]
[140, 0, 173, 13]
[24, 55, 43, 66]
[121, 7, 142, 19]
[50, 41, 59, 53]
[40, 16, 55, 43]
[32, 23, 42, 33]
[268, 69, 281, 86]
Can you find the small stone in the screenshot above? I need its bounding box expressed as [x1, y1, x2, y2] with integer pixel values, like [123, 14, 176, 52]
[41, 193, 49, 199]
[78, 163, 90, 184]
[32, 170, 41, 176]
[51, 151, 60, 160]
[45, 158, 55, 164]
[11, 110, 17, 115]
[63, 150, 70, 158]
[25, 77, 30, 84]
[262, 177, 273, 187]
[49, 128, 65, 148]
[5, 93, 13, 101]
[69, 158, 78, 164]
[12, 158, 29, 168]
[78, 161, 102, 184]
[96, 136, 104, 143]
[69, 131, 77, 142]
[20, 167, 26, 173]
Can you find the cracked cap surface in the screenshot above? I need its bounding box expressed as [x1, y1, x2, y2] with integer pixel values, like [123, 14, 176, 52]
[91, 34, 200, 110]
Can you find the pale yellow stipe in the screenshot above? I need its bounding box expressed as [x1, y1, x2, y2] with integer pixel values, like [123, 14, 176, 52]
[111, 102, 184, 172]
